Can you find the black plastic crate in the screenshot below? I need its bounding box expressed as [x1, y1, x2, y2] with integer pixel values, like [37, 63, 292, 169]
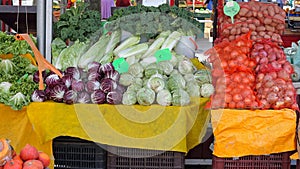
[53, 136, 106, 169]
[212, 152, 292, 169]
[107, 146, 185, 169]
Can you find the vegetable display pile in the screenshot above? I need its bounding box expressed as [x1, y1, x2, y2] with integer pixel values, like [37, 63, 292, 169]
[217, 1, 285, 45]
[53, 2, 102, 42]
[0, 56, 38, 110]
[47, 27, 214, 106]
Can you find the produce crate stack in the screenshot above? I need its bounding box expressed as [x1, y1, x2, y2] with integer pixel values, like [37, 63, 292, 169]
[206, 1, 299, 168]
[53, 136, 107, 169]
[107, 146, 184, 169]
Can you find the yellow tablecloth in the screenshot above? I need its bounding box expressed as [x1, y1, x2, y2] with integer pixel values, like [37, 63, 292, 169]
[0, 97, 210, 169]
[0, 104, 52, 167]
[211, 109, 297, 158]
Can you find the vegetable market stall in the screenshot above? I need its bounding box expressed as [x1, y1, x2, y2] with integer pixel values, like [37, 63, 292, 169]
[0, 97, 210, 168]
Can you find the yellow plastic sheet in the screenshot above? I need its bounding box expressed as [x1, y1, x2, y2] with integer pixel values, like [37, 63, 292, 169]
[211, 109, 297, 157]
[26, 97, 210, 153]
[0, 104, 53, 168]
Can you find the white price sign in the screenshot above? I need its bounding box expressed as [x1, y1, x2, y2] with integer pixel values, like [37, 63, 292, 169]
[142, 0, 167, 7]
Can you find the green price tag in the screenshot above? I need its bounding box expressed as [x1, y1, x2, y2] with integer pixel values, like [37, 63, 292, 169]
[224, 0, 240, 24]
[112, 58, 129, 74]
[154, 49, 172, 63]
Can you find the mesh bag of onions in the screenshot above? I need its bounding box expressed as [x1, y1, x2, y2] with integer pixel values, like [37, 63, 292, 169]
[252, 40, 299, 110]
[206, 32, 260, 109]
[217, 1, 285, 45]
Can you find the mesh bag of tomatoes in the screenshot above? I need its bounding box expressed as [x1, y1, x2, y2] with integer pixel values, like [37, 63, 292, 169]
[206, 32, 260, 109]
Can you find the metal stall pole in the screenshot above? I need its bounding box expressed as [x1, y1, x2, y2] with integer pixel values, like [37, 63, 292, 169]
[45, 0, 53, 62]
[37, 0, 46, 57]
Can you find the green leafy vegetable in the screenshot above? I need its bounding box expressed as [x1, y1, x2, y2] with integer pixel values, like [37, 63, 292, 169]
[114, 36, 141, 56]
[54, 40, 89, 70]
[0, 56, 38, 110]
[136, 87, 155, 106]
[147, 74, 165, 93]
[53, 2, 102, 42]
[122, 91, 137, 105]
[117, 43, 148, 58]
[172, 89, 190, 106]
[200, 83, 214, 98]
[0, 32, 35, 56]
[156, 89, 172, 106]
[51, 37, 67, 64]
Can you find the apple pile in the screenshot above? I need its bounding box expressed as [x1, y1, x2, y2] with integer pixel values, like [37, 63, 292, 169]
[1, 144, 50, 169]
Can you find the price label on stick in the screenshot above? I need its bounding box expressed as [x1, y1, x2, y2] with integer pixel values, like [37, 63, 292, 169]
[155, 49, 172, 63]
[224, 0, 240, 24]
[112, 58, 129, 74]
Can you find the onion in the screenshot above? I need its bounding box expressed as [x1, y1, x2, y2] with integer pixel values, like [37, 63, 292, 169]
[242, 77, 250, 84]
[228, 60, 237, 68]
[248, 60, 256, 68]
[274, 78, 286, 85]
[233, 73, 241, 82]
[271, 86, 280, 93]
[254, 44, 264, 50]
[268, 72, 277, 79]
[263, 74, 273, 82]
[268, 52, 276, 62]
[244, 97, 252, 105]
[266, 92, 278, 103]
[285, 90, 295, 97]
[271, 61, 282, 71]
[259, 57, 268, 64]
[259, 50, 267, 57]
[231, 50, 239, 58]
[264, 81, 274, 88]
[236, 101, 245, 109]
[283, 62, 293, 74]
[263, 87, 270, 94]
[225, 94, 232, 103]
[264, 44, 271, 50]
[241, 89, 252, 97]
[277, 70, 290, 81]
[256, 82, 262, 89]
[256, 73, 264, 82]
[233, 94, 243, 102]
[228, 102, 236, 109]
[248, 74, 255, 83]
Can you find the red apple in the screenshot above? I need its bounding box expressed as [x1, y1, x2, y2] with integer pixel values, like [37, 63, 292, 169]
[3, 159, 22, 169]
[20, 144, 39, 161]
[12, 155, 23, 165]
[23, 160, 43, 169]
[38, 152, 50, 168]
